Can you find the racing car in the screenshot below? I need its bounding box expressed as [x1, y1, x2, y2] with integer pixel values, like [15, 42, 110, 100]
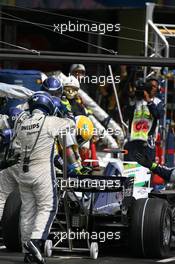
[0, 69, 173, 259]
[1, 156, 174, 259]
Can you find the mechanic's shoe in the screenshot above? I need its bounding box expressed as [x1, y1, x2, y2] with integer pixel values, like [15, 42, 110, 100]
[24, 241, 46, 264]
[24, 253, 34, 263]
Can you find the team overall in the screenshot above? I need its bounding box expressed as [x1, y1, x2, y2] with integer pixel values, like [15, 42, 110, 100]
[16, 109, 71, 249]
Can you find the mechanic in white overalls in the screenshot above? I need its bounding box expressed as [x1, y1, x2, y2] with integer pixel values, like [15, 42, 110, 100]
[15, 92, 73, 264]
[0, 83, 38, 222]
[0, 108, 28, 221]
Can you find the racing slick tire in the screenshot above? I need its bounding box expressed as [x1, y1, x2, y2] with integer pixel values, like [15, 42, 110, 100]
[129, 197, 172, 258]
[1, 190, 22, 252]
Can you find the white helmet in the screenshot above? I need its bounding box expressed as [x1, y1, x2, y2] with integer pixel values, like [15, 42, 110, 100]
[70, 64, 85, 74]
[64, 75, 80, 90]
[41, 72, 48, 82]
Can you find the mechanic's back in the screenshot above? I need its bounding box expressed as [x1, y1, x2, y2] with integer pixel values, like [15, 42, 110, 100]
[15, 91, 72, 264]
[17, 110, 69, 165]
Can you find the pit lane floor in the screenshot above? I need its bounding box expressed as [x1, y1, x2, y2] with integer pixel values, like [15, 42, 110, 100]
[1, 245, 175, 264]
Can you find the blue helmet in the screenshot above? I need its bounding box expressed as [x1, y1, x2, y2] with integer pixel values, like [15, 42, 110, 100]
[0, 128, 13, 153]
[28, 91, 56, 115]
[8, 107, 23, 128]
[52, 96, 63, 117]
[41, 76, 63, 97]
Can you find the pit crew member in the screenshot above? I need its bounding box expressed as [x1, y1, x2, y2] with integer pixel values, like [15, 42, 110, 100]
[15, 92, 73, 264]
[124, 77, 164, 161]
[0, 107, 28, 221]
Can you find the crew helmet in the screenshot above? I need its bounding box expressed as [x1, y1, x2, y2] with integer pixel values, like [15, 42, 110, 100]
[41, 76, 63, 97]
[0, 128, 13, 153]
[28, 91, 56, 115]
[52, 96, 64, 117]
[70, 64, 86, 74]
[64, 75, 80, 90]
[75, 115, 94, 146]
[64, 75, 80, 99]
[8, 107, 23, 128]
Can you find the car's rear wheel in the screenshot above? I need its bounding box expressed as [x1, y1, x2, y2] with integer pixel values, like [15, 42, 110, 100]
[129, 197, 172, 258]
[1, 190, 21, 252]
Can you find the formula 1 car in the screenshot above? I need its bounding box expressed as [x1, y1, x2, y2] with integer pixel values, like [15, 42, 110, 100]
[1, 156, 174, 259]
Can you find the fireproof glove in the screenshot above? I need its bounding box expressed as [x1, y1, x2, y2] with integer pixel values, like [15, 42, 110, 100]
[135, 152, 154, 169]
[0, 153, 20, 170]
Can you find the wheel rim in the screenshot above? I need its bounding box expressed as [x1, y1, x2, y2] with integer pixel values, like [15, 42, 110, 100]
[45, 240, 52, 257]
[163, 211, 171, 246]
[90, 242, 98, 259]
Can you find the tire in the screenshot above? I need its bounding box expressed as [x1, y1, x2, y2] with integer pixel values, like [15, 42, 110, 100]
[1, 191, 22, 252]
[129, 198, 172, 258]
